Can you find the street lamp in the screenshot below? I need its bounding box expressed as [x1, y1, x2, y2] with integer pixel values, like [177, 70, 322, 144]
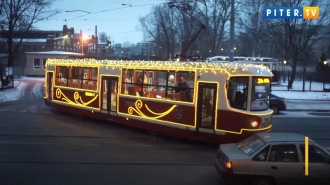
[77, 35, 88, 54]
[323, 61, 328, 65]
[283, 60, 287, 83]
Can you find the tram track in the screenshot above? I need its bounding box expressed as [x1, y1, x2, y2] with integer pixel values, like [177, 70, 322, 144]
[0, 160, 214, 165]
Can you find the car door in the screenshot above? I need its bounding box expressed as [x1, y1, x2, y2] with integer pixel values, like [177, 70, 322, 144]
[299, 144, 330, 184]
[249, 145, 271, 176]
[266, 144, 305, 184]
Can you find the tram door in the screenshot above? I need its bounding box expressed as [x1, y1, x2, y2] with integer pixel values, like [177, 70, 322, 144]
[101, 76, 118, 114]
[196, 83, 217, 134]
[47, 72, 53, 101]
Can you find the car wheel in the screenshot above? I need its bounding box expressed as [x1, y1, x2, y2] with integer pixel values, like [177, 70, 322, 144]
[253, 177, 274, 185]
[270, 106, 279, 115]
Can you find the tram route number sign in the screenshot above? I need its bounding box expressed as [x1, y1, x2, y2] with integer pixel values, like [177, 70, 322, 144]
[174, 107, 183, 119]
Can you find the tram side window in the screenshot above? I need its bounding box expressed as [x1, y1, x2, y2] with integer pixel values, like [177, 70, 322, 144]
[173, 72, 194, 102]
[55, 66, 69, 86]
[81, 68, 98, 90]
[121, 69, 194, 102]
[141, 70, 168, 98]
[58, 67, 98, 90]
[67, 67, 83, 88]
[121, 69, 139, 96]
[272, 64, 277, 71]
[227, 77, 249, 110]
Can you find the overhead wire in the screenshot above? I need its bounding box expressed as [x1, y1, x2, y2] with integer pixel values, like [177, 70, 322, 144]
[63, 2, 164, 22]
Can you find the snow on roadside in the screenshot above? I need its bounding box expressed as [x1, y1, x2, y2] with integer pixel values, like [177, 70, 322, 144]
[0, 81, 27, 102]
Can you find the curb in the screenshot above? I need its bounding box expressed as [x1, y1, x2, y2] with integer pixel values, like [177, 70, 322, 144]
[285, 109, 330, 112]
[0, 99, 21, 106]
[286, 99, 330, 101]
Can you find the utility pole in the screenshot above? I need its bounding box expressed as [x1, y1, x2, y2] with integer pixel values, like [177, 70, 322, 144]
[95, 25, 98, 57]
[80, 30, 83, 55]
[229, 0, 235, 62]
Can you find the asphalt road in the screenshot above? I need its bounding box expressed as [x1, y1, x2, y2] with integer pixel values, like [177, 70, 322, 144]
[285, 99, 330, 111]
[0, 79, 329, 185]
[0, 111, 329, 185]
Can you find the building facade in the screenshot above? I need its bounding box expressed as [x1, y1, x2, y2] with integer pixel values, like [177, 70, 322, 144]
[25, 51, 84, 76]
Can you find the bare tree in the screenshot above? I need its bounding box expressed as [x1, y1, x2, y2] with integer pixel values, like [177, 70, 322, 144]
[265, 0, 330, 89]
[0, 0, 59, 68]
[139, 4, 176, 59]
[98, 32, 110, 43]
[196, 0, 232, 57]
[238, 0, 269, 57]
[122, 41, 131, 48]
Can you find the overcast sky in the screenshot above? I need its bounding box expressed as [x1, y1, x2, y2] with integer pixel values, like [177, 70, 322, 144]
[35, 0, 168, 45]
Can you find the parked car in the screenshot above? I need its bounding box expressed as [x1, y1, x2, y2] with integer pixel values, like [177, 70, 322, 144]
[214, 132, 330, 185]
[269, 93, 286, 114]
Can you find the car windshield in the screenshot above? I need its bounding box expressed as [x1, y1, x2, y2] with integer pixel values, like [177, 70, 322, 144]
[236, 135, 266, 156]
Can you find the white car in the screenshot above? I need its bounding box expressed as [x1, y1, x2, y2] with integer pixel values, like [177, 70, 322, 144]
[214, 132, 330, 185]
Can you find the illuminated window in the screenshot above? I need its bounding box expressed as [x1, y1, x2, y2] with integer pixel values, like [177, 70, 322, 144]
[55, 66, 69, 86]
[121, 69, 195, 102]
[55, 66, 98, 90]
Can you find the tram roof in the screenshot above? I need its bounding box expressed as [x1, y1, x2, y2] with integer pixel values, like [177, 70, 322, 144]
[46, 59, 273, 76]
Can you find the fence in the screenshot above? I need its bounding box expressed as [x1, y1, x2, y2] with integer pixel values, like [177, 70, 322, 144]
[273, 71, 330, 92]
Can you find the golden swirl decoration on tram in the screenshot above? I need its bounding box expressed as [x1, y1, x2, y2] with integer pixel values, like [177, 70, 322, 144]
[128, 99, 177, 119]
[55, 88, 98, 107]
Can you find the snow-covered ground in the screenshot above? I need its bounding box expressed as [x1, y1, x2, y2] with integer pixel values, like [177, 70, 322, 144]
[0, 80, 27, 102]
[19, 76, 45, 81]
[272, 91, 330, 100]
[273, 80, 330, 91]
[272, 80, 330, 100]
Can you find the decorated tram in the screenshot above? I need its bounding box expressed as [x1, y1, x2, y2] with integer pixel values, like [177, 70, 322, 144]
[44, 59, 273, 143]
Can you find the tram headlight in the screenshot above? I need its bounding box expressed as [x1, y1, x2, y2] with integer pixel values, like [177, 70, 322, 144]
[251, 121, 258, 128]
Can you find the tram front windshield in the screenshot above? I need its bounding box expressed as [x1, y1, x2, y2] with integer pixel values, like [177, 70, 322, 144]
[227, 77, 270, 111]
[251, 77, 270, 111]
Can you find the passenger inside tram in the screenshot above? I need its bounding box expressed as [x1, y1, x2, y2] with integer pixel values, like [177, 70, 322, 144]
[234, 88, 248, 108]
[175, 77, 192, 102]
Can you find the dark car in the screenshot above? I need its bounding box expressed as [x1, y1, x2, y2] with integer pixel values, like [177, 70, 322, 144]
[269, 93, 286, 114]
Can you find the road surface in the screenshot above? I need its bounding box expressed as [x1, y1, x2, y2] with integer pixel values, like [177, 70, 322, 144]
[285, 100, 330, 111]
[0, 79, 329, 185]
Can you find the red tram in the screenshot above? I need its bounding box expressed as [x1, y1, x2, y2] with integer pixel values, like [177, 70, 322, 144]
[44, 59, 273, 143]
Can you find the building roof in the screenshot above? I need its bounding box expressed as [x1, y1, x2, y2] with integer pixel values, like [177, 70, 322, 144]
[0, 38, 47, 43]
[257, 132, 315, 143]
[25, 51, 84, 56]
